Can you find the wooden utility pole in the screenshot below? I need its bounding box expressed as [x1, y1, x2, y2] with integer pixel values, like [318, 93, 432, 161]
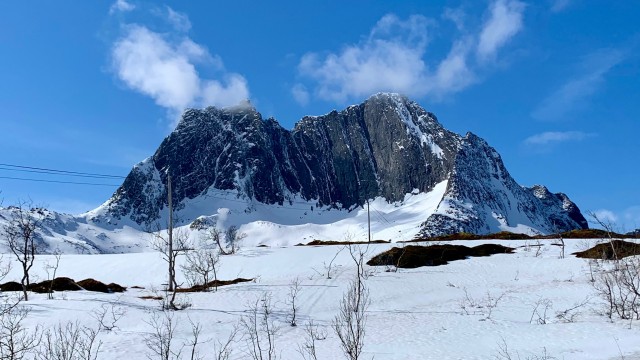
[167, 172, 174, 291]
[367, 199, 371, 243]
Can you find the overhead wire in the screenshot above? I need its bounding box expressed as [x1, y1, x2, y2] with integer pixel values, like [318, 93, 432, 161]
[0, 163, 126, 179]
[0, 176, 119, 187]
[0, 162, 124, 187]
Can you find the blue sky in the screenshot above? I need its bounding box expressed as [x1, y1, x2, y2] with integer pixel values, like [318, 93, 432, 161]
[0, 1, 639, 230]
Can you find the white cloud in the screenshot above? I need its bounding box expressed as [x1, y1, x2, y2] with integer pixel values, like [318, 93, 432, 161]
[532, 49, 626, 121]
[291, 84, 310, 106]
[111, 18, 249, 120]
[166, 6, 191, 32]
[296, 14, 481, 103]
[550, 0, 572, 13]
[296, 3, 526, 105]
[524, 131, 594, 146]
[109, 0, 135, 14]
[592, 209, 618, 224]
[443, 7, 466, 32]
[477, 0, 525, 61]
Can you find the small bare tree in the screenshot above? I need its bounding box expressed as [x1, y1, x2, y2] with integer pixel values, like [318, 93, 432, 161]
[0, 306, 41, 360]
[588, 211, 619, 262]
[333, 276, 370, 360]
[224, 226, 246, 255]
[2, 201, 44, 301]
[44, 250, 62, 300]
[286, 277, 302, 327]
[241, 293, 279, 360]
[91, 303, 126, 332]
[297, 320, 326, 360]
[214, 325, 238, 360]
[145, 311, 181, 360]
[150, 225, 192, 310]
[181, 237, 220, 291]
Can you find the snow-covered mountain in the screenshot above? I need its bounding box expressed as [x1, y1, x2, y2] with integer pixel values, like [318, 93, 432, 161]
[0, 93, 587, 253]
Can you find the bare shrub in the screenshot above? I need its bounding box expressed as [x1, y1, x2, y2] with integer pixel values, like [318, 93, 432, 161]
[592, 256, 640, 324]
[181, 237, 220, 291]
[494, 338, 557, 360]
[297, 320, 326, 360]
[37, 321, 102, 360]
[241, 293, 279, 360]
[529, 298, 553, 325]
[459, 288, 507, 320]
[224, 226, 246, 254]
[91, 303, 126, 332]
[333, 276, 370, 360]
[0, 306, 41, 360]
[213, 325, 238, 360]
[144, 311, 181, 360]
[554, 297, 591, 323]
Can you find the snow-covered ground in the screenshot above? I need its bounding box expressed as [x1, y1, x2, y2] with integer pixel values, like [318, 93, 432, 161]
[1, 238, 639, 359]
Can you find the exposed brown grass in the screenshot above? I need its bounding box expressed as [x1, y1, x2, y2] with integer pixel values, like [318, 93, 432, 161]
[176, 278, 254, 293]
[367, 243, 514, 268]
[76, 278, 126, 293]
[304, 239, 390, 246]
[572, 240, 640, 260]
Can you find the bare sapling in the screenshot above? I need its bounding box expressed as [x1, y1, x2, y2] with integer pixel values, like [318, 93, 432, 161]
[297, 320, 327, 360]
[2, 201, 44, 301]
[287, 277, 302, 327]
[91, 303, 126, 332]
[144, 311, 181, 360]
[241, 292, 279, 360]
[150, 224, 192, 310]
[333, 275, 370, 360]
[44, 250, 62, 300]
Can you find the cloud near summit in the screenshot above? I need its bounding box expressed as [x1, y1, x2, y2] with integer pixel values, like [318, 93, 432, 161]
[294, 0, 525, 104]
[109, 4, 249, 120]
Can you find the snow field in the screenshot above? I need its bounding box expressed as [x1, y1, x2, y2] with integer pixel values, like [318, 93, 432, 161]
[1, 239, 640, 359]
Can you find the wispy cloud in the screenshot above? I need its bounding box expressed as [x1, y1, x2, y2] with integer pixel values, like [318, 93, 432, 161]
[296, 14, 433, 103]
[477, 0, 526, 61]
[165, 6, 191, 32]
[291, 84, 310, 106]
[532, 49, 626, 121]
[296, 0, 524, 104]
[591, 207, 640, 231]
[550, 0, 572, 13]
[110, 6, 249, 122]
[592, 209, 618, 224]
[524, 131, 595, 146]
[109, 0, 134, 14]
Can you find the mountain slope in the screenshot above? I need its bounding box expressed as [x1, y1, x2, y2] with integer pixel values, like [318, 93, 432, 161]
[0, 93, 588, 253]
[97, 93, 586, 236]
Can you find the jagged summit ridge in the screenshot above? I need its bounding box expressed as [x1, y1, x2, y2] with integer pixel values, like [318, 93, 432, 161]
[99, 93, 587, 238]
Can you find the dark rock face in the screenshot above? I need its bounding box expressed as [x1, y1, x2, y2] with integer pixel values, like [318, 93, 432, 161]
[101, 93, 588, 236]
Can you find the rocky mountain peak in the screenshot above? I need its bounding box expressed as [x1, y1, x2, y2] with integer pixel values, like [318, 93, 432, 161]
[98, 95, 588, 237]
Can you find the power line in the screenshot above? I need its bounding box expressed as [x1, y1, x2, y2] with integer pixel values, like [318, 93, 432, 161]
[0, 166, 126, 180]
[0, 176, 119, 187]
[0, 163, 126, 179]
